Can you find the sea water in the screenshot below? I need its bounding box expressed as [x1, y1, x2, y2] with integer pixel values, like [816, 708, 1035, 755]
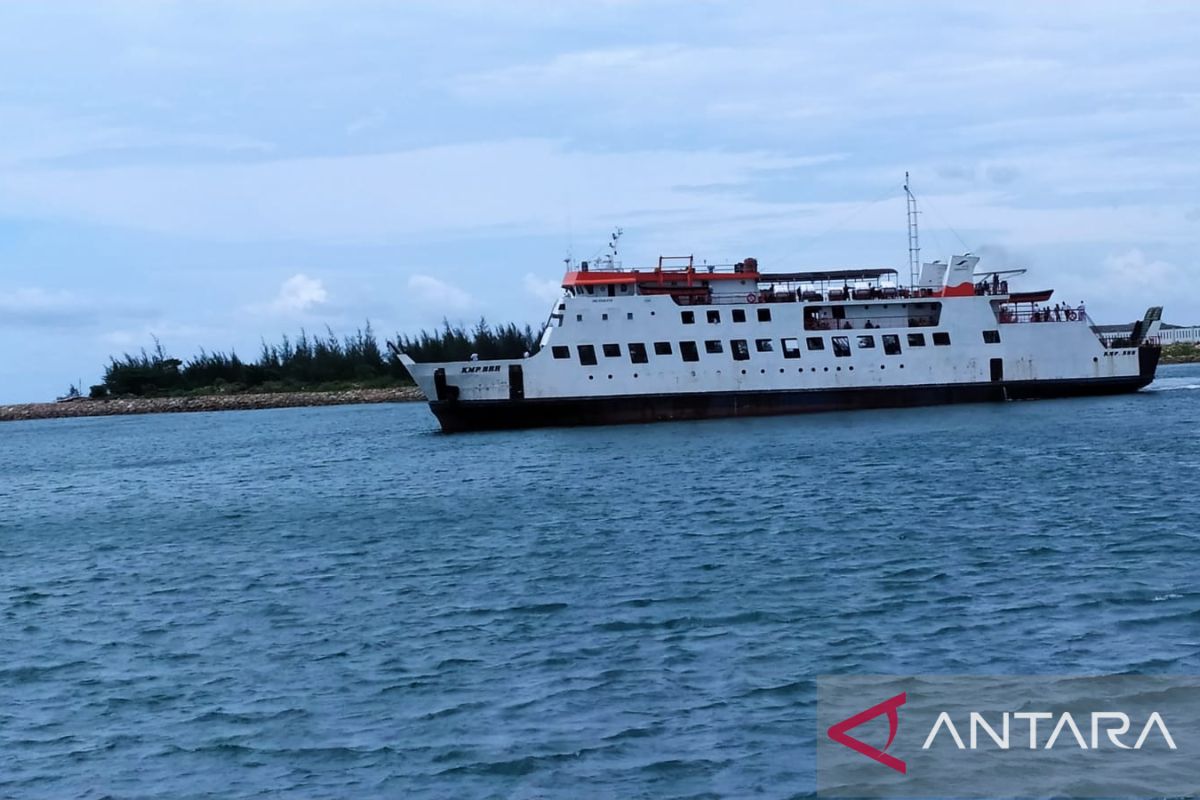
[2, 364, 1198, 799]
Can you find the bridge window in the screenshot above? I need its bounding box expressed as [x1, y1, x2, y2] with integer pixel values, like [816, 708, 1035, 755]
[707, 310, 721, 324]
[680, 341, 699, 362]
[907, 333, 926, 347]
[933, 332, 951, 346]
[681, 311, 695, 324]
[832, 336, 851, 357]
[757, 308, 772, 322]
[857, 335, 876, 349]
[755, 338, 773, 353]
[705, 339, 724, 354]
[602, 343, 621, 358]
[654, 341, 672, 356]
[552, 345, 570, 359]
[732, 309, 747, 323]
[578, 345, 597, 366]
[628, 342, 648, 364]
[807, 337, 825, 351]
[782, 338, 801, 359]
[882, 335, 902, 355]
[731, 339, 750, 361]
[983, 330, 1001, 344]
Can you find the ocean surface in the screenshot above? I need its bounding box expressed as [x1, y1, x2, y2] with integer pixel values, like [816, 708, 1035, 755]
[2, 363, 1199, 799]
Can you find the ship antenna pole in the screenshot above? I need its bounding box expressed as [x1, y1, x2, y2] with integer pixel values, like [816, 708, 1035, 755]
[905, 172, 920, 289]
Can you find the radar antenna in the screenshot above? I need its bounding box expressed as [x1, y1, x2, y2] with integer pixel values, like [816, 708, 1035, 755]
[601, 226, 624, 269]
[904, 172, 921, 289]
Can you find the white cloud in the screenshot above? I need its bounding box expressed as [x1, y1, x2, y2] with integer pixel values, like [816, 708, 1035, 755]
[523, 272, 562, 303]
[1101, 249, 1184, 293]
[270, 273, 328, 313]
[407, 274, 473, 311]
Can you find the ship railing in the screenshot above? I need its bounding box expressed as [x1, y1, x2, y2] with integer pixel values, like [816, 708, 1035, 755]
[803, 315, 938, 331]
[998, 308, 1088, 324]
[689, 289, 931, 306]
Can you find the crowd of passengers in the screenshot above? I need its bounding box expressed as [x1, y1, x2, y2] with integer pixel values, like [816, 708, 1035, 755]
[998, 303, 1086, 323]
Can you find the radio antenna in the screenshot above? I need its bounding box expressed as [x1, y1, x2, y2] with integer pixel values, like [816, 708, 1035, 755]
[904, 172, 921, 288]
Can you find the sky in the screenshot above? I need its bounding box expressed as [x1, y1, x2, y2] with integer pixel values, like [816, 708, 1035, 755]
[1, 1, 1198, 402]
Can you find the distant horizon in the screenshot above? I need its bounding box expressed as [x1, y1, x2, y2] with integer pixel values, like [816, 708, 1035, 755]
[3, 1, 1198, 403]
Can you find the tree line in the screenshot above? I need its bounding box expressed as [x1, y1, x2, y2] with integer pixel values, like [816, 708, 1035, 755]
[88, 320, 541, 398]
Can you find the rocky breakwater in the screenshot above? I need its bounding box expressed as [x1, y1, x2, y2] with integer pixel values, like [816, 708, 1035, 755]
[1, 387, 426, 422]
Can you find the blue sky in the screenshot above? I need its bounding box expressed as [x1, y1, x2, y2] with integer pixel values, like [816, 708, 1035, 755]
[2, 1, 1198, 402]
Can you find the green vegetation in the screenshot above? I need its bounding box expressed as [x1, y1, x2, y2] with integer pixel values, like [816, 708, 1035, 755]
[87, 320, 540, 399]
[1161, 342, 1200, 363]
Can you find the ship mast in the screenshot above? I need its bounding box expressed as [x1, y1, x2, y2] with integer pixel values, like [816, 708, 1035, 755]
[904, 172, 920, 288]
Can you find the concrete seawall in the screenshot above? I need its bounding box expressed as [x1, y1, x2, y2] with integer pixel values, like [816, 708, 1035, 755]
[0, 387, 426, 423]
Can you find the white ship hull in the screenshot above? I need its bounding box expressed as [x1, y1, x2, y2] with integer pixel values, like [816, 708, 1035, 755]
[402, 287, 1160, 433]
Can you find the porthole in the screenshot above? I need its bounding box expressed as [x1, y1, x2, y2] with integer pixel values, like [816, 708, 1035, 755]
[780, 368, 785, 373]
[588, 375, 594, 380]
[1093, 357, 1099, 363]
[824, 367, 829, 372]
[837, 366, 842, 371]
[607, 374, 613, 379]
[900, 364, 905, 369]
[741, 369, 747, 374]
[880, 364, 886, 369]
[633, 373, 639, 378]
[848, 366, 854, 371]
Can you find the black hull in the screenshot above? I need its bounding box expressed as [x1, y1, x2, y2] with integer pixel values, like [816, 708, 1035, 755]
[429, 371, 1157, 433]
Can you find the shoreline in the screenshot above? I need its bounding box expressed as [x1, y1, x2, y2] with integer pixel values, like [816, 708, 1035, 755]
[0, 387, 426, 423]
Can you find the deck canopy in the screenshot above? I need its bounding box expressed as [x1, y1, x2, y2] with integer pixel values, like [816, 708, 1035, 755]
[759, 268, 899, 284]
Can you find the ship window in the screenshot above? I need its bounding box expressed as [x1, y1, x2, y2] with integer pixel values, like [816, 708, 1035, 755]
[705, 339, 724, 354]
[732, 309, 747, 323]
[680, 341, 699, 362]
[806, 336, 825, 351]
[782, 338, 801, 359]
[578, 345, 597, 366]
[856, 335, 876, 349]
[576, 314, 583, 322]
[681, 311, 695, 324]
[832, 336, 851, 357]
[602, 343, 621, 358]
[628, 342, 648, 364]
[602, 313, 608, 321]
[707, 310, 721, 324]
[731, 339, 750, 361]
[882, 335, 902, 355]
[654, 341, 673, 356]
[933, 332, 951, 346]
[983, 330, 1001, 344]
[551, 345, 570, 359]
[755, 338, 773, 352]
[757, 307, 772, 322]
[627, 312, 634, 320]
[907, 333, 926, 347]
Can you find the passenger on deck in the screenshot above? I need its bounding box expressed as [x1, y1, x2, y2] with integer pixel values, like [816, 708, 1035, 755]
[864, 320, 875, 329]
[1054, 304, 1062, 321]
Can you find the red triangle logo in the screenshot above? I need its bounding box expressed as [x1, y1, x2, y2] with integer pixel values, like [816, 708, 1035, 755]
[827, 691, 907, 774]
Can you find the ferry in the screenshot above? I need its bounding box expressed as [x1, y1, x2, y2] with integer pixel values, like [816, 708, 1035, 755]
[400, 193, 1162, 433]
